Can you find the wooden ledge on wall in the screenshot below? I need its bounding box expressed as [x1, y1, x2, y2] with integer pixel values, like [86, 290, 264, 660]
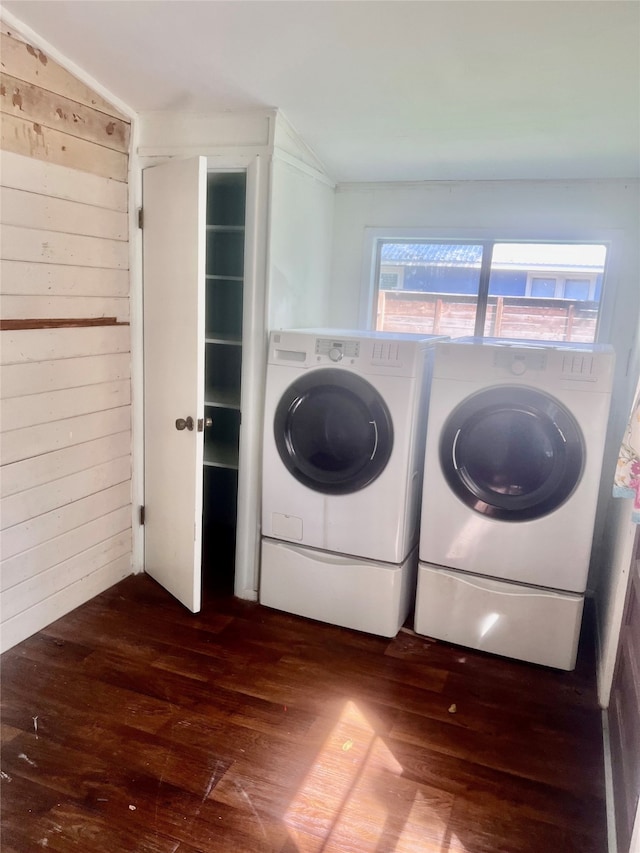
[0, 317, 129, 331]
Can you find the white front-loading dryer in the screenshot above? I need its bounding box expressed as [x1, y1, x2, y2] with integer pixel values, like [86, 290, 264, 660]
[415, 338, 615, 669]
[262, 329, 446, 562]
[260, 328, 447, 636]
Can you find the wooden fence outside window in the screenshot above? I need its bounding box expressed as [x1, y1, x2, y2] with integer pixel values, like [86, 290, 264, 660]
[377, 290, 598, 342]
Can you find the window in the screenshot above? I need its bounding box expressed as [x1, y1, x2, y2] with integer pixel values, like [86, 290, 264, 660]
[379, 270, 402, 290]
[373, 241, 607, 343]
[526, 274, 597, 301]
[529, 277, 557, 298]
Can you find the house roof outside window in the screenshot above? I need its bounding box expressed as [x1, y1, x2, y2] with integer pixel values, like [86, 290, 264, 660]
[380, 242, 607, 273]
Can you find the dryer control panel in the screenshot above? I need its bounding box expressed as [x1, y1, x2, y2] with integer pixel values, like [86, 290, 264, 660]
[315, 338, 360, 360]
[269, 329, 449, 379]
[315, 336, 406, 368]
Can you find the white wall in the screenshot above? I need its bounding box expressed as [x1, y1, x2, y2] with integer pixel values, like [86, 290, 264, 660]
[329, 177, 640, 693]
[267, 155, 335, 331]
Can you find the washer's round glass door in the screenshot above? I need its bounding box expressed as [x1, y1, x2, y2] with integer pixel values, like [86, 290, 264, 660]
[440, 386, 585, 521]
[274, 369, 393, 495]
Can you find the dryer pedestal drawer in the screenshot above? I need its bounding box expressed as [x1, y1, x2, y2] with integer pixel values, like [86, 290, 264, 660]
[415, 563, 584, 670]
[260, 538, 417, 638]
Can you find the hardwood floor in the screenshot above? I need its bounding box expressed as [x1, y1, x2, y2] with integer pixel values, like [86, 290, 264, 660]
[1, 574, 607, 852]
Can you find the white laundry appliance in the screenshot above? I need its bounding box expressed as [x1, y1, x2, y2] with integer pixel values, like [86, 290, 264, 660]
[415, 338, 615, 669]
[260, 328, 447, 637]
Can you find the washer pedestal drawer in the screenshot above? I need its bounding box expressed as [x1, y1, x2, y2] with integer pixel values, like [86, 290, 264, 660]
[415, 562, 584, 670]
[260, 538, 417, 638]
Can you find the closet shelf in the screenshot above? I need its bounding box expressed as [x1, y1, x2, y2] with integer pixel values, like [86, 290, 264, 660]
[205, 388, 241, 409]
[204, 442, 239, 470]
[206, 225, 245, 233]
[206, 274, 243, 283]
[205, 333, 242, 346]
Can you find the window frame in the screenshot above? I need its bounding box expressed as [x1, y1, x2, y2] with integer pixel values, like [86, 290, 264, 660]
[361, 226, 613, 342]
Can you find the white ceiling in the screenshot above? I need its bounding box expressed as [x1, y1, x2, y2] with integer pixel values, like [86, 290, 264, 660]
[3, 0, 640, 183]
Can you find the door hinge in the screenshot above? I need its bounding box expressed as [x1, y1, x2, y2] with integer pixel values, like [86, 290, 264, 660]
[139, 505, 145, 525]
[137, 208, 144, 229]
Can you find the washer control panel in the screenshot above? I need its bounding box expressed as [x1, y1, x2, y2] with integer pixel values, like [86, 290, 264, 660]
[492, 347, 601, 381]
[493, 349, 547, 375]
[435, 339, 614, 387]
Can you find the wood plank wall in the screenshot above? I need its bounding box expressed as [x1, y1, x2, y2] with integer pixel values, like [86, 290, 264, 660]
[0, 26, 133, 651]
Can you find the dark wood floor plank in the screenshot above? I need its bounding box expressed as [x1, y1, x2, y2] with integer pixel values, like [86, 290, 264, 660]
[1, 800, 199, 853]
[1, 693, 233, 801]
[6, 630, 96, 667]
[276, 645, 448, 697]
[216, 670, 387, 727]
[1, 729, 281, 853]
[388, 626, 599, 711]
[214, 604, 392, 659]
[448, 795, 607, 853]
[0, 574, 607, 853]
[42, 603, 238, 665]
[382, 731, 605, 835]
[0, 723, 22, 745]
[389, 704, 603, 797]
[1, 653, 177, 736]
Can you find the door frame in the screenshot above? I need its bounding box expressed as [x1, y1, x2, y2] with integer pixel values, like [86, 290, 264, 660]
[234, 154, 270, 599]
[131, 150, 271, 601]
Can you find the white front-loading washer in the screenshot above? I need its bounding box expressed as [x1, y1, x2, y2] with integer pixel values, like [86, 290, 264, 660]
[260, 328, 447, 636]
[415, 338, 615, 669]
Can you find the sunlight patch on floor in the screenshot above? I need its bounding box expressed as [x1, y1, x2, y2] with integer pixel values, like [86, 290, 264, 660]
[284, 700, 466, 852]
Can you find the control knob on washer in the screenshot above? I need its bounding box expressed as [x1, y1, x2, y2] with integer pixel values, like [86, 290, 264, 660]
[329, 347, 343, 362]
[510, 358, 527, 376]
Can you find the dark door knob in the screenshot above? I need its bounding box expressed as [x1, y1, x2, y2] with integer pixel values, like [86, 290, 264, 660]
[175, 417, 194, 431]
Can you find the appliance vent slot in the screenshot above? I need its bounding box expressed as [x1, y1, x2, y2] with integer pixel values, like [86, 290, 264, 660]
[561, 354, 595, 379]
[372, 341, 401, 362]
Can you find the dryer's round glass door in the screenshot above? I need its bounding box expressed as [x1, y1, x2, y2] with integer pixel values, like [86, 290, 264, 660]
[274, 369, 393, 495]
[439, 386, 585, 521]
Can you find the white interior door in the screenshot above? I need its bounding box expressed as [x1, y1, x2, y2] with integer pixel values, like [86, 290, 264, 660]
[142, 157, 206, 611]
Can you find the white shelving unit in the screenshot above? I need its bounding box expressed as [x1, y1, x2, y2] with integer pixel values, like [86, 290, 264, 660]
[202, 171, 246, 590]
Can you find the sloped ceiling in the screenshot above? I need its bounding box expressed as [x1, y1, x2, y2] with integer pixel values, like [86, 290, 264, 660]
[3, 0, 639, 182]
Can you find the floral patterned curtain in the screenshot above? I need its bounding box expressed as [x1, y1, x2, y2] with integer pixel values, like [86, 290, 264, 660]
[613, 376, 640, 524]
